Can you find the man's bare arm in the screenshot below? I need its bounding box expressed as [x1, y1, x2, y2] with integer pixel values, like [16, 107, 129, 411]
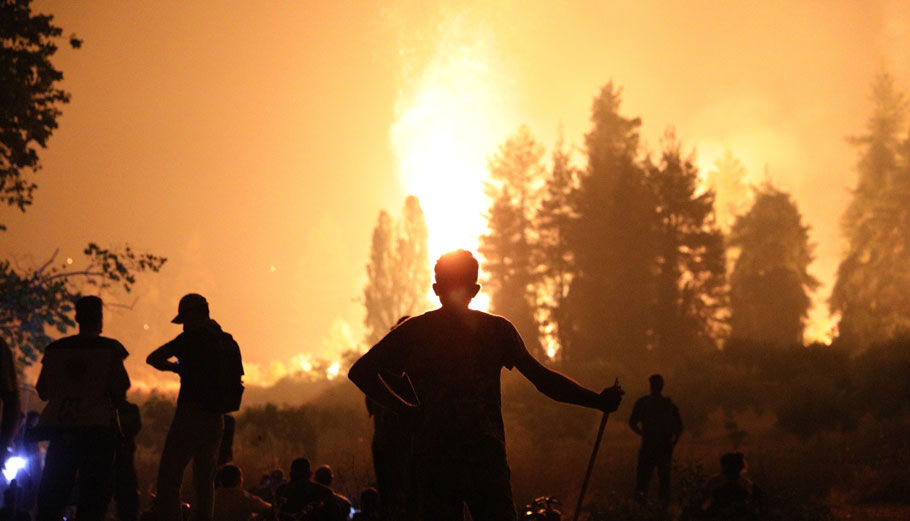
[348, 352, 417, 416]
[146, 342, 179, 373]
[514, 348, 621, 412]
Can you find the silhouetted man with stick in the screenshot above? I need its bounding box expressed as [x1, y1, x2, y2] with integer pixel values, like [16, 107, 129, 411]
[349, 249, 623, 521]
[629, 374, 683, 506]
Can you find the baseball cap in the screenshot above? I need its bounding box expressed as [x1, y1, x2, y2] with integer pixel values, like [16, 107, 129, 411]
[172, 293, 209, 324]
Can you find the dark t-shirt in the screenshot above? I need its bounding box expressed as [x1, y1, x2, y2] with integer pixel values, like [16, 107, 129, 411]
[629, 395, 683, 450]
[36, 334, 130, 432]
[159, 320, 239, 411]
[366, 308, 524, 451]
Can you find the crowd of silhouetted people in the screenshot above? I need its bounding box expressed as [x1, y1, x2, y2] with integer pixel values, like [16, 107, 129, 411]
[0, 250, 766, 521]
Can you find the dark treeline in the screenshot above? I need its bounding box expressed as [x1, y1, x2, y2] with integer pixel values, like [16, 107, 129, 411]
[357, 74, 910, 510]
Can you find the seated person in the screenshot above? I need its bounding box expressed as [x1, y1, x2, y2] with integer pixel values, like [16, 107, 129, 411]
[313, 465, 351, 521]
[351, 488, 380, 521]
[274, 458, 333, 518]
[213, 465, 272, 521]
[701, 452, 761, 516]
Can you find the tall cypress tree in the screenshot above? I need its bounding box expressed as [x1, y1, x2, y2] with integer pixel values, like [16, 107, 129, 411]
[363, 196, 431, 345]
[831, 73, 910, 348]
[479, 126, 545, 357]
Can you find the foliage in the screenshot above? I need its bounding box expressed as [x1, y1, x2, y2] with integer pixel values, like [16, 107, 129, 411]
[727, 185, 818, 346]
[534, 132, 579, 361]
[646, 130, 727, 361]
[0, 0, 80, 229]
[832, 72, 910, 348]
[363, 195, 430, 345]
[705, 148, 751, 232]
[561, 82, 658, 378]
[0, 244, 166, 364]
[479, 125, 546, 357]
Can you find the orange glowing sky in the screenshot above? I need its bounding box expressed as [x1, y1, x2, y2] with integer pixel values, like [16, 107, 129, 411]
[6, 0, 910, 388]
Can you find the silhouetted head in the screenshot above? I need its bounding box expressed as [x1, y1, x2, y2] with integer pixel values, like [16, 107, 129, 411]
[218, 464, 243, 488]
[171, 293, 210, 328]
[720, 452, 746, 478]
[75, 296, 103, 335]
[649, 374, 664, 394]
[290, 458, 312, 482]
[314, 465, 333, 487]
[258, 474, 270, 487]
[270, 468, 284, 483]
[359, 487, 379, 513]
[432, 250, 481, 309]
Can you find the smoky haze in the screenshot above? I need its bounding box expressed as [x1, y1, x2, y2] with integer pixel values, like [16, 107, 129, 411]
[6, 0, 910, 390]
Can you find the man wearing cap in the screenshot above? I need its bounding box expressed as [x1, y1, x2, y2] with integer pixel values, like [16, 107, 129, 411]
[35, 296, 130, 521]
[349, 250, 624, 521]
[147, 294, 243, 521]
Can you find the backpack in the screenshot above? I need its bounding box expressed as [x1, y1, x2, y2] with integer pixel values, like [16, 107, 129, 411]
[212, 332, 245, 413]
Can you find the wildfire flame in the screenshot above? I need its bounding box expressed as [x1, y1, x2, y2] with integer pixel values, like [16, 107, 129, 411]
[390, 14, 513, 312]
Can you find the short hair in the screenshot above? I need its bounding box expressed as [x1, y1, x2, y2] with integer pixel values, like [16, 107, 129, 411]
[434, 250, 479, 287]
[649, 374, 664, 392]
[290, 458, 312, 481]
[219, 464, 242, 488]
[313, 465, 333, 486]
[75, 296, 103, 325]
[270, 468, 284, 481]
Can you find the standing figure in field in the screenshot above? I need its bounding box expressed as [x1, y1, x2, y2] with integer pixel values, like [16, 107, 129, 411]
[629, 374, 683, 506]
[35, 296, 131, 521]
[147, 294, 245, 521]
[366, 315, 416, 521]
[0, 337, 20, 465]
[349, 249, 623, 521]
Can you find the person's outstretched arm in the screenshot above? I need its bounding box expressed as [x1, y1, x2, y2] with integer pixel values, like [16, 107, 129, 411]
[146, 340, 180, 373]
[514, 348, 621, 412]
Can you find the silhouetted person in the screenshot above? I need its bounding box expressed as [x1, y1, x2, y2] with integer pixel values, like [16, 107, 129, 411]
[351, 488, 380, 521]
[629, 374, 683, 506]
[147, 293, 244, 521]
[349, 249, 623, 521]
[112, 400, 142, 521]
[268, 469, 286, 500]
[249, 474, 272, 503]
[35, 295, 131, 521]
[0, 481, 30, 521]
[0, 337, 21, 465]
[366, 315, 416, 521]
[313, 465, 351, 521]
[700, 452, 761, 517]
[213, 465, 271, 521]
[274, 458, 333, 519]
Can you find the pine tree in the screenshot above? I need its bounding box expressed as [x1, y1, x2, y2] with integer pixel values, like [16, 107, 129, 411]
[479, 126, 545, 357]
[562, 82, 658, 377]
[831, 73, 910, 347]
[705, 148, 751, 232]
[647, 130, 727, 361]
[535, 131, 579, 360]
[363, 196, 431, 345]
[729, 185, 818, 346]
